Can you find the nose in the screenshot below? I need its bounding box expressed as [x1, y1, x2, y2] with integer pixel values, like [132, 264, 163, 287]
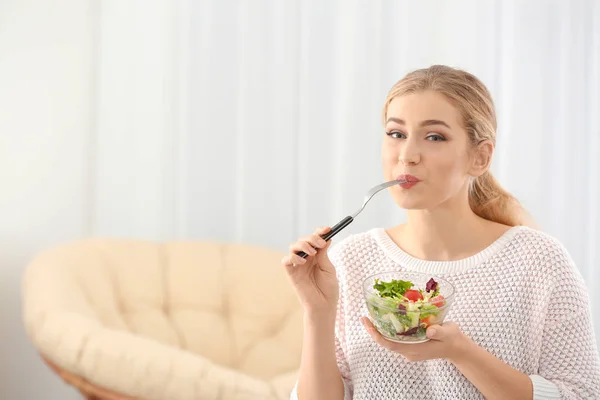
[398, 140, 421, 165]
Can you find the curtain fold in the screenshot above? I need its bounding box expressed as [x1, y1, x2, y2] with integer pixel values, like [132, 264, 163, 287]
[92, 0, 600, 337]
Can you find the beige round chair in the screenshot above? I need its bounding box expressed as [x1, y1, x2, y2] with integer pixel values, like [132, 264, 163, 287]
[22, 238, 303, 400]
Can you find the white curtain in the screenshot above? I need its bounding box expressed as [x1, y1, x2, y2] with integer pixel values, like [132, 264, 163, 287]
[94, 0, 600, 323]
[92, 0, 600, 330]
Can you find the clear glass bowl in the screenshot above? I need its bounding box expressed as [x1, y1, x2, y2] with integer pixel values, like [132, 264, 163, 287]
[363, 271, 456, 344]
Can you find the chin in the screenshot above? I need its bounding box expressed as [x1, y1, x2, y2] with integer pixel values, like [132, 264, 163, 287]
[390, 190, 437, 210]
[390, 195, 426, 209]
[393, 199, 431, 210]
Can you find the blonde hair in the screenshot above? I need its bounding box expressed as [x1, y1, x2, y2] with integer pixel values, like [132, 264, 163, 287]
[382, 65, 535, 228]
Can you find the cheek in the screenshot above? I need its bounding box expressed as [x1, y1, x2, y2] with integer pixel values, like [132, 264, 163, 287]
[381, 143, 398, 166]
[430, 151, 471, 185]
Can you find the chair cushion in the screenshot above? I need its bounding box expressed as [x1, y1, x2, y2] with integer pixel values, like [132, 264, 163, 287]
[23, 238, 303, 399]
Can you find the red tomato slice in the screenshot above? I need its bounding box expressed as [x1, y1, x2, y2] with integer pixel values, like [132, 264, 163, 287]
[430, 295, 446, 308]
[421, 315, 435, 327]
[404, 289, 423, 302]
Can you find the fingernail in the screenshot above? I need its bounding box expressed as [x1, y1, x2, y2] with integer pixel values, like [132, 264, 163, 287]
[428, 328, 436, 337]
[317, 238, 326, 246]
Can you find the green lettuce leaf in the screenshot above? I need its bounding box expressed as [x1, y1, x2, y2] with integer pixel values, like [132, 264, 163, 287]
[373, 278, 413, 299]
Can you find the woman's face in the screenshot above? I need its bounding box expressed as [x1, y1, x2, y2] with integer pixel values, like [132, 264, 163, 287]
[382, 90, 484, 210]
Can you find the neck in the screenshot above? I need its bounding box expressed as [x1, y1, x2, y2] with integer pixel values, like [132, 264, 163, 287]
[392, 192, 507, 262]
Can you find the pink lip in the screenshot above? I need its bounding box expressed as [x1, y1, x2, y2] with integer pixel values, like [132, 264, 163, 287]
[396, 174, 421, 183]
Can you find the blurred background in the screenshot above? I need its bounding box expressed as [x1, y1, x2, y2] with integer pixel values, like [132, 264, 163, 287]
[1, 0, 599, 398]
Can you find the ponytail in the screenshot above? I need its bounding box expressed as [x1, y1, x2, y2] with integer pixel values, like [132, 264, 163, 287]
[469, 171, 537, 228]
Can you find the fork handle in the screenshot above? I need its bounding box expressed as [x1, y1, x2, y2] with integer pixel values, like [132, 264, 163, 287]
[296, 215, 354, 258]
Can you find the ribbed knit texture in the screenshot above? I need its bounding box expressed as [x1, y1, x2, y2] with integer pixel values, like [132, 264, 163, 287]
[291, 226, 600, 399]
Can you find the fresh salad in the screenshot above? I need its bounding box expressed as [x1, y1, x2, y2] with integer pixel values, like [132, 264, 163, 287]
[366, 277, 447, 340]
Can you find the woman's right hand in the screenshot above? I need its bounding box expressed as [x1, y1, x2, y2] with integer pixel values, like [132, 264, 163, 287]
[281, 226, 339, 315]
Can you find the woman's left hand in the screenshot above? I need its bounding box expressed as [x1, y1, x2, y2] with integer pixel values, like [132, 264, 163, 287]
[360, 316, 469, 363]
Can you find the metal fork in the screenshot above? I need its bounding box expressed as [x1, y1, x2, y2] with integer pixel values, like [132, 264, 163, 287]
[296, 179, 401, 258]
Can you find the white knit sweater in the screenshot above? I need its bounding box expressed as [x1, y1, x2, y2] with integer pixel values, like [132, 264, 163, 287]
[290, 226, 600, 399]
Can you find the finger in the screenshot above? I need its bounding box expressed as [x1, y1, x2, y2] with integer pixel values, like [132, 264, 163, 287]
[360, 317, 395, 351]
[290, 253, 309, 265]
[300, 233, 328, 250]
[281, 254, 305, 268]
[313, 226, 332, 242]
[281, 255, 294, 267]
[360, 318, 424, 355]
[426, 324, 442, 340]
[426, 322, 457, 341]
[289, 241, 317, 257]
[315, 226, 332, 236]
[281, 257, 298, 276]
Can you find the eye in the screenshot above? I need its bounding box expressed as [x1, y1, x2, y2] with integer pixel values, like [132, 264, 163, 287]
[426, 133, 446, 142]
[386, 131, 406, 139]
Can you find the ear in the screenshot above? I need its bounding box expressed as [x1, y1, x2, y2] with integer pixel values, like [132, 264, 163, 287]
[468, 140, 493, 177]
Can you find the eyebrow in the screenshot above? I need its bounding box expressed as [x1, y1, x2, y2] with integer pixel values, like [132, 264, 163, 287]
[386, 117, 451, 129]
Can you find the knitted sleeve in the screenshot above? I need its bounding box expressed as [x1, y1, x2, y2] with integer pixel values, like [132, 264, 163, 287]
[529, 239, 600, 399]
[289, 242, 353, 400]
[330, 243, 353, 400]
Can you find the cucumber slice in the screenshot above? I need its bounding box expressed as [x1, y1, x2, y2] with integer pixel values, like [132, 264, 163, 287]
[407, 311, 420, 328]
[383, 313, 404, 333]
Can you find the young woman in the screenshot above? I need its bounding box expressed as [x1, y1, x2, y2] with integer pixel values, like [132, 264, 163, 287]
[283, 65, 600, 399]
